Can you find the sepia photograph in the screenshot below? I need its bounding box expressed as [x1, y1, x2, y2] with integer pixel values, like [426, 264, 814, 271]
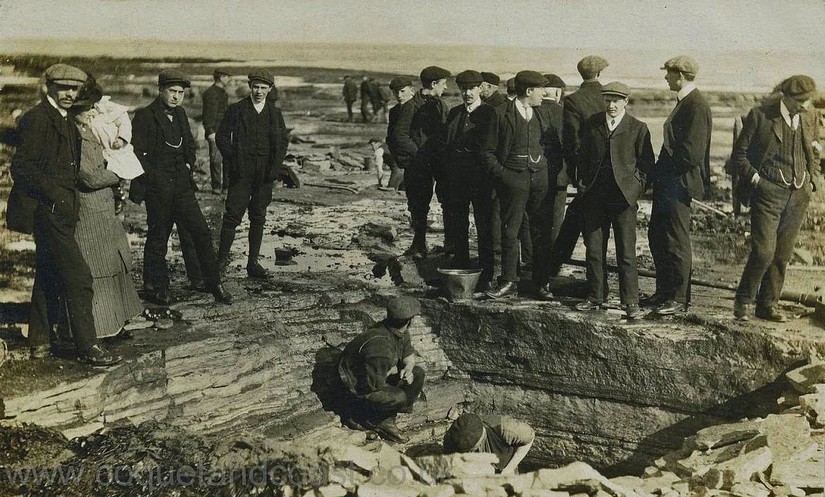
[0, 0, 823, 495]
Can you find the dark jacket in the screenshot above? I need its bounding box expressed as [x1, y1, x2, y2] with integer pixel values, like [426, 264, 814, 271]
[484, 91, 508, 108]
[483, 99, 562, 179]
[343, 79, 358, 102]
[731, 101, 818, 191]
[201, 83, 229, 136]
[562, 80, 606, 185]
[8, 99, 82, 233]
[444, 102, 497, 174]
[410, 90, 450, 168]
[652, 88, 712, 199]
[541, 100, 566, 185]
[578, 112, 655, 204]
[216, 97, 289, 184]
[386, 95, 423, 167]
[338, 321, 415, 396]
[129, 98, 197, 203]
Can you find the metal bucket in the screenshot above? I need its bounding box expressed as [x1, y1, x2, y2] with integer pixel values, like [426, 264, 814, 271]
[438, 268, 482, 301]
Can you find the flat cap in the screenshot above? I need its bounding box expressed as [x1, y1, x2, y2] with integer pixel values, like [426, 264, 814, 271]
[543, 73, 566, 88]
[213, 68, 231, 78]
[601, 81, 630, 98]
[389, 77, 413, 91]
[506, 78, 515, 92]
[386, 296, 421, 320]
[44, 64, 87, 86]
[780, 75, 817, 99]
[577, 55, 609, 79]
[420, 65, 451, 82]
[515, 70, 547, 88]
[443, 413, 485, 454]
[481, 71, 500, 86]
[661, 55, 699, 76]
[455, 70, 483, 87]
[248, 68, 275, 86]
[158, 69, 191, 88]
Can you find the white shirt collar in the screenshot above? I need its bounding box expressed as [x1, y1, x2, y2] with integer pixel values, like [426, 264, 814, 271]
[251, 97, 266, 113]
[780, 100, 801, 130]
[465, 98, 482, 113]
[606, 110, 626, 131]
[515, 98, 533, 120]
[46, 95, 68, 117]
[677, 82, 696, 101]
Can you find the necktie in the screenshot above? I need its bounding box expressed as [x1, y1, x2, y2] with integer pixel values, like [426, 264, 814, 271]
[610, 119, 615, 128]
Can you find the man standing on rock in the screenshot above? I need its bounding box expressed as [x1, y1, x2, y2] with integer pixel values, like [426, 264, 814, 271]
[202, 68, 231, 194]
[131, 69, 232, 305]
[342, 75, 359, 123]
[647, 56, 712, 315]
[731, 75, 819, 322]
[386, 76, 419, 184]
[216, 69, 290, 280]
[338, 296, 426, 443]
[8, 64, 120, 366]
[443, 412, 535, 474]
[405, 66, 452, 258]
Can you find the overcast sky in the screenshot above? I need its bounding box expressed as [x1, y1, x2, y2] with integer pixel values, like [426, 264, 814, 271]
[1, 0, 823, 53]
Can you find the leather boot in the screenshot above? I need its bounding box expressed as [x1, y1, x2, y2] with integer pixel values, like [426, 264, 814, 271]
[404, 218, 428, 259]
[217, 224, 235, 273]
[247, 225, 270, 278]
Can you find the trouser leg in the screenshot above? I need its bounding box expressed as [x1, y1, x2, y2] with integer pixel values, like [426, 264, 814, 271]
[497, 169, 530, 282]
[207, 137, 223, 191]
[582, 197, 609, 303]
[218, 173, 254, 261]
[177, 225, 203, 283]
[472, 182, 495, 279]
[548, 196, 584, 276]
[613, 201, 639, 305]
[247, 178, 274, 265]
[144, 172, 177, 291]
[172, 174, 220, 288]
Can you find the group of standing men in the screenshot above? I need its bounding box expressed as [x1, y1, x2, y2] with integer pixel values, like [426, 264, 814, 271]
[384, 56, 820, 321]
[342, 75, 392, 123]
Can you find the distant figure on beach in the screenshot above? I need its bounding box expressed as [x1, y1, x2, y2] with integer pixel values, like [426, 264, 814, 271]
[202, 68, 231, 194]
[369, 138, 402, 189]
[360, 75, 374, 123]
[216, 69, 290, 280]
[342, 75, 358, 122]
[8, 64, 120, 366]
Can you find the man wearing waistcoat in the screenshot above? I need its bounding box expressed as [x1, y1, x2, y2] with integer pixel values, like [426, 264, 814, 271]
[575, 82, 655, 319]
[216, 69, 289, 280]
[8, 64, 120, 366]
[731, 75, 819, 322]
[647, 56, 712, 315]
[484, 71, 561, 299]
[131, 69, 232, 305]
[443, 70, 497, 290]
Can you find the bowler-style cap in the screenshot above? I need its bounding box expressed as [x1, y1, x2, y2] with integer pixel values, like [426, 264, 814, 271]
[515, 70, 547, 88]
[481, 72, 500, 86]
[455, 70, 484, 87]
[45, 64, 87, 86]
[601, 81, 631, 98]
[248, 69, 275, 86]
[389, 77, 413, 91]
[577, 55, 609, 79]
[661, 55, 699, 76]
[780, 75, 817, 100]
[158, 69, 191, 88]
[386, 296, 421, 320]
[543, 74, 566, 88]
[420, 66, 451, 83]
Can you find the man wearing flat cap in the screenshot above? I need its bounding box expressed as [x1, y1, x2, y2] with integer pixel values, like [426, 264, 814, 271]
[404, 65, 452, 258]
[483, 70, 562, 299]
[575, 82, 654, 319]
[442, 70, 497, 289]
[443, 413, 535, 474]
[202, 68, 231, 194]
[548, 56, 609, 283]
[731, 75, 820, 322]
[480, 72, 507, 108]
[386, 76, 418, 183]
[131, 69, 232, 305]
[8, 64, 120, 365]
[646, 55, 712, 315]
[338, 296, 426, 443]
[216, 68, 289, 280]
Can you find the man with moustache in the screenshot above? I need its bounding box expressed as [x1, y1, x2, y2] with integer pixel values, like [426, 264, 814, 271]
[131, 69, 232, 305]
[405, 65, 451, 258]
[575, 82, 654, 319]
[216, 69, 289, 280]
[202, 68, 231, 194]
[480, 72, 508, 108]
[484, 71, 561, 299]
[547, 56, 609, 280]
[731, 75, 819, 322]
[8, 64, 120, 365]
[443, 70, 497, 290]
[647, 56, 712, 315]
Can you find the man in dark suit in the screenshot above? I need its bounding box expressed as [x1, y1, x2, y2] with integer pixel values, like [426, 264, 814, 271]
[731, 75, 819, 322]
[386, 76, 419, 177]
[131, 69, 232, 305]
[216, 69, 289, 280]
[342, 75, 359, 123]
[405, 66, 451, 258]
[575, 82, 655, 319]
[548, 56, 609, 279]
[202, 68, 231, 194]
[443, 70, 497, 289]
[8, 64, 119, 365]
[647, 56, 712, 315]
[480, 72, 508, 108]
[483, 71, 561, 298]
